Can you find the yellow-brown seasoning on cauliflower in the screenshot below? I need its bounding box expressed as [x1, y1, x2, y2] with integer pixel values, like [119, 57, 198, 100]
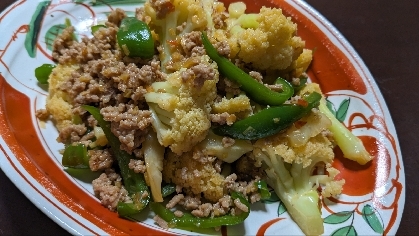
[163, 150, 225, 202]
[226, 5, 311, 75]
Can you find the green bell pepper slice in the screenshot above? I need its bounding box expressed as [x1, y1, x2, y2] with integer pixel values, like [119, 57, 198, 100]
[150, 191, 250, 230]
[82, 105, 150, 218]
[202, 32, 293, 106]
[117, 17, 154, 59]
[213, 92, 322, 140]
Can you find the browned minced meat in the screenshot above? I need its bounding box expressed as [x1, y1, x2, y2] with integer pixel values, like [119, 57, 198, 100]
[35, 109, 49, 120]
[174, 210, 184, 217]
[267, 83, 283, 92]
[58, 124, 87, 143]
[181, 63, 217, 89]
[234, 198, 249, 213]
[210, 112, 236, 125]
[191, 203, 213, 217]
[101, 104, 152, 130]
[192, 148, 217, 164]
[222, 136, 235, 148]
[215, 41, 230, 58]
[88, 148, 114, 171]
[248, 71, 263, 83]
[101, 104, 152, 153]
[213, 10, 228, 29]
[106, 8, 126, 26]
[153, 215, 169, 229]
[180, 31, 202, 56]
[128, 159, 146, 173]
[92, 169, 132, 211]
[224, 173, 260, 199]
[180, 195, 201, 210]
[166, 193, 184, 209]
[149, 0, 175, 19]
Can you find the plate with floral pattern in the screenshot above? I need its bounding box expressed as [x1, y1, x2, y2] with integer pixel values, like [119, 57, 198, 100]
[0, 0, 404, 235]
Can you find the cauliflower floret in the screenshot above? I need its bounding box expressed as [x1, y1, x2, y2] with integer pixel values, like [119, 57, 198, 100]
[46, 64, 79, 131]
[145, 55, 219, 154]
[163, 150, 225, 202]
[145, 0, 213, 71]
[224, 6, 310, 75]
[211, 94, 251, 114]
[270, 133, 335, 168]
[253, 131, 344, 235]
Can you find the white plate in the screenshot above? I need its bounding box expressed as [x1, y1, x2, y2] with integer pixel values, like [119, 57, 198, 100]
[0, 0, 405, 235]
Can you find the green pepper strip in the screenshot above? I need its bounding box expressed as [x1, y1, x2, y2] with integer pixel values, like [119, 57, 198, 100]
[162, 183, 176, 198]
[82, 105, 150, 218]
[91, 24, 106, 34]
[201, 32, 294, 106]
[35, 63, 56, 84]
[117, 17, 154, 59]
[213, 92, 322, 140]
[150, 191, 249, 230]
[62, 143, 89, 169]
[255, 180, 271, 200]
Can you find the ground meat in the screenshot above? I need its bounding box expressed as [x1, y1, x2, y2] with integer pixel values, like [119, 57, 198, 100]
[92, 169, 132, 211]
[174, 210, 184, 217]
[181, 63, 216, 89]
[102, 104, 152, 130]
[234, 198, 249, 213]
[88, 149, 114, 171]
[58, 124, 87, 143]
[267, 83, 283, 92]
[215, 41, 230, 58]
[35, 109, 49, 120]
[250, 192, 261, 203]
[180, 195, 201, 210]
[100, 104, 152, 153]
[52, 26, 76, 61]
[212, 202, 228, 217]
[166, 194, 184, 209]
[191, 203, 213, 217]
[222, 137, 235, 148]
[128, 159, 146, 173]
[210, 112, 236, 125]
[192, 148, 217, 164]
[106, 8, 126, 26]
[214, 159, 223, 173]
[149, 0, 175, 19]
[212, 10, 228, 29]
[87, 114, 98, 128]
[225, 174, 260, 197]
[249, 71, 263, 83]
[180, 31, 202, 56]
[153, 215, 169, 229]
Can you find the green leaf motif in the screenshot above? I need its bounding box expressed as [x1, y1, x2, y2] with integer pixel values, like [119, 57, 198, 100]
[25, 1, 50, 58]
[336, 98, 350, 122]
[331, 226, 358, 236]
[277, 200, 286, 216]
[362, 204, 384, 234]
[45, 24, 67, 51]
[324, 211, 353, 224]
[326, 99, 336, 117]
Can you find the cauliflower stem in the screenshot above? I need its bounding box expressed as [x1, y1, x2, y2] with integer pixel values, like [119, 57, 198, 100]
[318, 99, 372, 165]
[254, 145, 325, 235]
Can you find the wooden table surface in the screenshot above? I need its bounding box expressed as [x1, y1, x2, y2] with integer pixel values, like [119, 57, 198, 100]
[0, 0, 417, 235]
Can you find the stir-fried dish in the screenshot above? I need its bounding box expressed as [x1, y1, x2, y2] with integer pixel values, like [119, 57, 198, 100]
[35, 0, 372, 235]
